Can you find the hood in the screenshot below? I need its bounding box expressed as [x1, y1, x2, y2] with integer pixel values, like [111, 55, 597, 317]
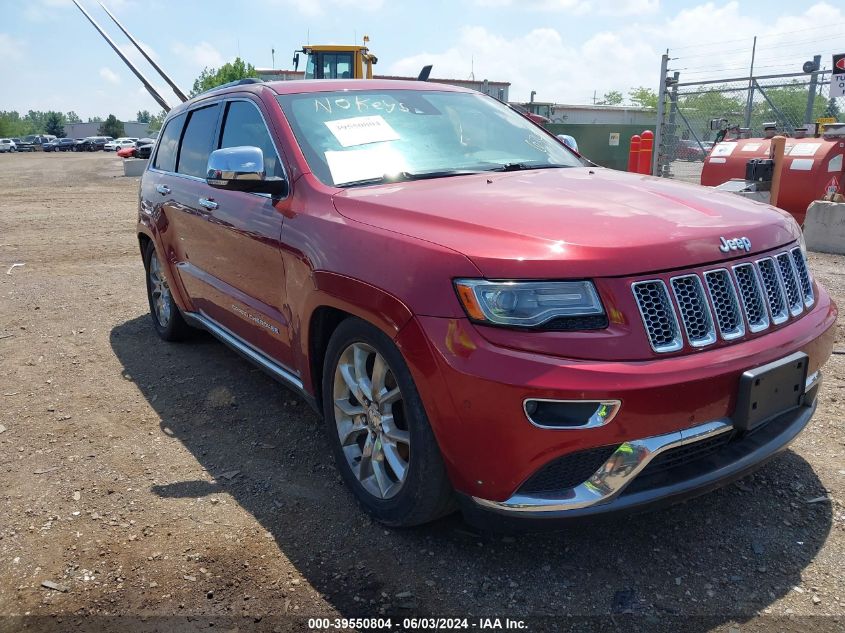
[331, 167, 800, 279]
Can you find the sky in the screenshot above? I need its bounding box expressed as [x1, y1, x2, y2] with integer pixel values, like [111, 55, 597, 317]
[3, 0, 845, 121]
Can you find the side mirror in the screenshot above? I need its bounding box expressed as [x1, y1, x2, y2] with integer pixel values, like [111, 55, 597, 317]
[293, 52, 300, 71]
[206, 146, 287, 197]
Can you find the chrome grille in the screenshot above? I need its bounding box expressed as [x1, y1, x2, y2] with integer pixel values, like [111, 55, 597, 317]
[757, 257, 788, 324]
[733, 263, 770, 333]
[789, 247, 814, 308]
[632, 281, 682, 353]
[704, 269, 744, 340]
[632, 246, 813, 353]
[670, 275, 716, 347]
[776, 252, 803, 316]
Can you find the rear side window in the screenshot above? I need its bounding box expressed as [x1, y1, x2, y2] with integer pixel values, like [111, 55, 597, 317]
[177, 104, 220, 178]
[153, 113, 185, 172]
[219, 100, 284, 178]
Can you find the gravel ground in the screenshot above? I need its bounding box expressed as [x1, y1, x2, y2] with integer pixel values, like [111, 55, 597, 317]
[0, 152, 844, 633]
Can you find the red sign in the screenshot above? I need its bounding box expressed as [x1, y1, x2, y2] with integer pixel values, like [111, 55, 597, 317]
[825, 176, 840, 195]
[837, 56, 845, 71]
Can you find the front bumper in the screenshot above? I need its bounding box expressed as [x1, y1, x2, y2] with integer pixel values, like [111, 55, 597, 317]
[465, 371, 819, 523]
[395, 287, 836, 506]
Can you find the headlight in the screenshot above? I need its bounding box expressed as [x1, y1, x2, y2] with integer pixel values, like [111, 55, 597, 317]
[454, 279, 605, 328]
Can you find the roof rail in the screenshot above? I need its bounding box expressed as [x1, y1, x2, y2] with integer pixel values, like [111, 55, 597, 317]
[199, 78, 264, 95]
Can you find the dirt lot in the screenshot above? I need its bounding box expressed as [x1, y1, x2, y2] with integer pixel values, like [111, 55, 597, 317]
[1, 152, 844, 632]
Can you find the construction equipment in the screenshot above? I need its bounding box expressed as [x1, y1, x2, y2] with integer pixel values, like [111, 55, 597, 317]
[292, 37, 378, 79]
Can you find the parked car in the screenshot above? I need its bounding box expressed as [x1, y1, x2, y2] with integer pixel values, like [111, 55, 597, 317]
[11, 138, 35, 152]
[117, 138, 156, 159]
[138, 80, 836, 528]
[77, 136, 109, 151]
[0, 139, 16, 153]
[72, 138, 86, 152]
[54, 138, 77, 152]
[42, 139, 59, 152]
[675, 139, 712, 161]
[105, 137, 138, 151]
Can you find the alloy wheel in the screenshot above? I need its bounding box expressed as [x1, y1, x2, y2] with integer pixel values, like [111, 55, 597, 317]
[148, 251, 172, 327]
[333, 342, 410, 499]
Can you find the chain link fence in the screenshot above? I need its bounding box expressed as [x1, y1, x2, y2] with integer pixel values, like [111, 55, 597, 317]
[655, 64, 844, 183]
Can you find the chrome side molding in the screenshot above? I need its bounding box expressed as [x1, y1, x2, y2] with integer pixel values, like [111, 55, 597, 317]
[184, 311, 304, 391]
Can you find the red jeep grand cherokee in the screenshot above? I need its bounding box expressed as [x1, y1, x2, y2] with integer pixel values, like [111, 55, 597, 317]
[137, 79, 837, 527]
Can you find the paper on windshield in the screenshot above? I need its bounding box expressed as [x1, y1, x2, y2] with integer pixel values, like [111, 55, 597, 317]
[325, 145, 408, 185]
[324, 115, 400, 148]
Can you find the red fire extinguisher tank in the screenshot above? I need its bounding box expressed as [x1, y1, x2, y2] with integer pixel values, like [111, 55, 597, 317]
[700, 136, 845, 225]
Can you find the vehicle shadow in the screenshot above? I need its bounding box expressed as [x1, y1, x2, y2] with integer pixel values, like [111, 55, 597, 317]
[110, 314, 833, 626]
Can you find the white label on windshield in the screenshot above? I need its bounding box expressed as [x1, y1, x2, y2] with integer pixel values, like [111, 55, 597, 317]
[324, 115, 400, 148]
[325, 145, 407, 185]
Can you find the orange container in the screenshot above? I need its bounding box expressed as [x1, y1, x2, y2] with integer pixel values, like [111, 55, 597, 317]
[628, 134, 641, 173]
[700, 136, 845, 225]
[638, 130, 654, 175]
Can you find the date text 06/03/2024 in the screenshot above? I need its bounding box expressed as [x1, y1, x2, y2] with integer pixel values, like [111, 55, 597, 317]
[307, 617, 528, 630]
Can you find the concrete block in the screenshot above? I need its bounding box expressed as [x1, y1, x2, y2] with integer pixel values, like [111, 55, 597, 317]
[123, 158, 148, 177]
[803, 200, 845, 255]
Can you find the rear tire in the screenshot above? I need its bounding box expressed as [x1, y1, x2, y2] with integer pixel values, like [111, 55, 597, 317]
[143, 241, 192, 342]
[322, 317, 455, 527]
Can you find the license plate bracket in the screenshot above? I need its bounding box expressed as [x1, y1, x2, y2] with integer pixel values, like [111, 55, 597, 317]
[733, 352, 808, 432]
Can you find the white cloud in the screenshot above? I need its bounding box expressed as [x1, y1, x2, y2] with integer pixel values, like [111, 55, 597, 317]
[389, 1, 845, 104]
[0, 34, 25, 61]
[99, 67, 121, 84]
[172, 41, 225, 69]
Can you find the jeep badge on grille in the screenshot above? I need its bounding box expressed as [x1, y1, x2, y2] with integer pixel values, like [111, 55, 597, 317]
[719, 236, 752, 253]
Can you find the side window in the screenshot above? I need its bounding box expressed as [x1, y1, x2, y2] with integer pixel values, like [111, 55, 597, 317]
[153, 113, 185, 172]
[177, 104, 220, 178]
[219, 101, 284, 178]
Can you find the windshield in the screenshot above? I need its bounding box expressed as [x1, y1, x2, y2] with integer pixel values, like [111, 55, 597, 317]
[276, 89, 583, 187]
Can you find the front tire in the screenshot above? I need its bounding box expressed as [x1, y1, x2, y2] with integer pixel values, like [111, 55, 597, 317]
[143, 241, 191, 341]
[322, 318, 455, 527]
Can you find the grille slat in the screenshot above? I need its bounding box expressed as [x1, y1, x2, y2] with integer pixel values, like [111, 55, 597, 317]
[733, 263, 770, 333]
[757, 257, 789, 324]
[789, 247, 814, 308]
[632, 247, 813, 353]
[632, 281, 682, 353]
[704, 269, 745, 340]
[670, 275, 716, 347]
[776, 252, 803, 316]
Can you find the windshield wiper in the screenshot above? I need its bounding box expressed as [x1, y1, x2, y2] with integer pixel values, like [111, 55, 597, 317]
[337, 169, 484, 188]
[487, 162, 570, 172]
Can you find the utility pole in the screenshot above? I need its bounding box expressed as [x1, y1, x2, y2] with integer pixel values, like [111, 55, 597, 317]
[744, 36, 757, 128]
[652, 51, 669, 177]
[804, 54, 822, 125]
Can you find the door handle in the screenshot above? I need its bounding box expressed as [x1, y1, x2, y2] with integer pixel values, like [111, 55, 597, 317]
[156, 184, 171, 195]
[198, 197, 219, 210]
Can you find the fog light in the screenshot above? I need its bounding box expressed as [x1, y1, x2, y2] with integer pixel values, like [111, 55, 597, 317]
[523, 399, 621, 429]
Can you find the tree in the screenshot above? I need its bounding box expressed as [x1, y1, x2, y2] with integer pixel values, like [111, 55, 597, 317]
[147, 109, 166, 133]
[629, 86, 658, 109]
[0, 111, 30, 137]
[191, 57, 257, 96]
[44, 111, 65, 137]
[98, 114, 125, 138]
[65, 111, 82, 123]
[136, 109, 151, 123]
[599, 90, 623, 106]
[88, 116, 103, 123]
